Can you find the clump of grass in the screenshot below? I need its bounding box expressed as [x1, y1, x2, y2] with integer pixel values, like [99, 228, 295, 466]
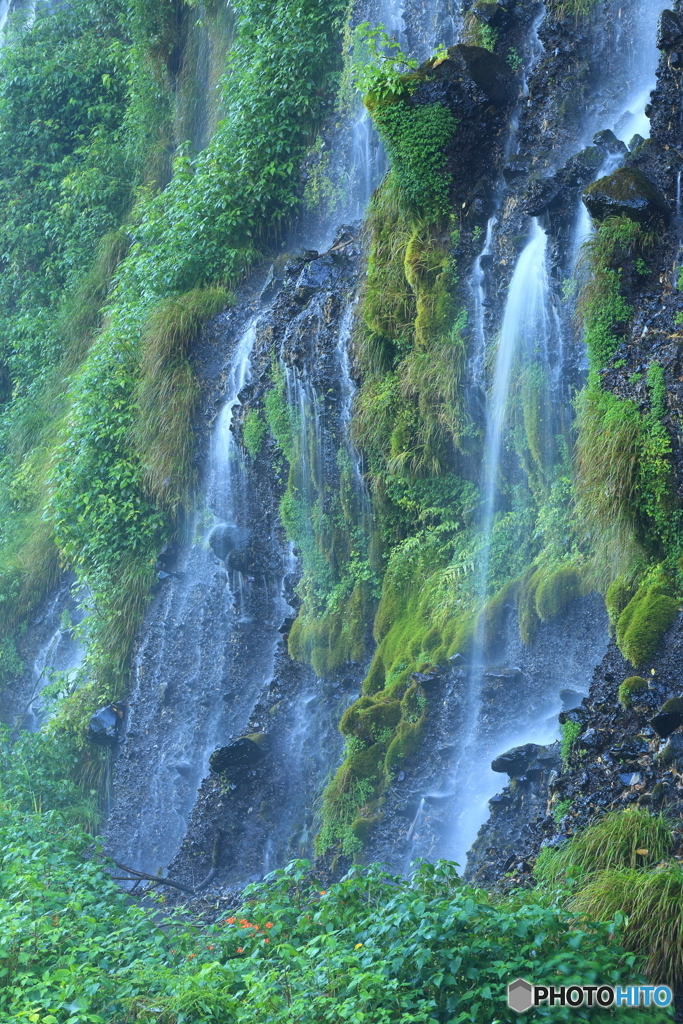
[572, 864, 683, 990]
[560, 719, 582, 769]
[534, 808, 673, 886]
[132, 286, 229, 512]
[616, 582, 680, 667]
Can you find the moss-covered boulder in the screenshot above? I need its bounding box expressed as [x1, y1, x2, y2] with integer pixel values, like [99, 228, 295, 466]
[617, 676, 648, 709]
[535, 565, 581, 621]
[616, 584, 679, 667]
[471, 0, 513, 29]
[583, 168, 670, 227]
[651, 696, 683, 738]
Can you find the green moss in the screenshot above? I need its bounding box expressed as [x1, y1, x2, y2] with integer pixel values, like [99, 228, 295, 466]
[534, 565, 581, 621]
[606, 577, 635, 632]
[518, 567, 543, 644]
[385, 719, 424, 772]
[616, 583, 680, 667]
[242, 410, 267, 458]
[617, 676, 648, 709]
[560, 720, 582, 769]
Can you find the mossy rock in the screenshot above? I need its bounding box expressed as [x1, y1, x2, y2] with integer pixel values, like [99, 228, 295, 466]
[583, 168, 670, 226]
[385, 719, 423, 771]
[346, 742, 386, 783]
[350, 813, 383, 843]
[616, 585, 680, 667]
[518, 567, 543, 644]
[535, 565, 581, 622]
[339, 696, 375, 737]
[618, 676, 648, 709]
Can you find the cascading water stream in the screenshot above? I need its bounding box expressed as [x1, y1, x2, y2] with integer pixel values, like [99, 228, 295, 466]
[441, 0, 671, 873]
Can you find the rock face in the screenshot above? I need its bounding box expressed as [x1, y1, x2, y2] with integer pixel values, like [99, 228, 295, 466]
[582, 167, 670, 226]
[411, 44, 518, 217]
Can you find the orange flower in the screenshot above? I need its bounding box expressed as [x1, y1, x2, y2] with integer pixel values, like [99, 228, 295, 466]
[208, 945, 215, 950]
[187, 953, 197, 959]
[226, 917, 235, 924]
[263, 938, 270, 944]
[265, 922, 273, 929]
[319, 890, 326, 895]
[237, 947, 243, 954]
[239, 919, 249, 927]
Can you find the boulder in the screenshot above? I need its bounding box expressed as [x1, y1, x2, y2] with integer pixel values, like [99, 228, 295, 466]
[560, 688, 585, 709]
[209, 734, 266, 773]
[88, 703, 125, 745]
[651, 696, 683, 737]
[583, 168, 670, 226]
[592, 129, 628, 157]
[657, 9, 683, 50]
[491, 742, 541, 777]
[472, 0, 514, 29]
[208, 523, 242, 561]
[443, 44, 517, 107]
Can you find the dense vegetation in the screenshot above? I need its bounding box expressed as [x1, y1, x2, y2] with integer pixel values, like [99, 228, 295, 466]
[0, 742, 676, 1022]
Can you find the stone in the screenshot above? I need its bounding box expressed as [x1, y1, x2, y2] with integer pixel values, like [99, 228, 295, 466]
[208, 523, 245, 561]
[491, 742, 541, 777]
[88, 703, 125, 745]
[618, 772, 641, 786]
[442, 44, 517, 107]
[578, 727, 606, 751]
[592, 129, 628, 157]
[558, 707, 587, 725]
[628, 133, 645, 151]
[583, 168, 670, 226]
[472, 0, 513, 29]
[209, 735, 266, 773]
[657, 9, 683, 50]
[651, 696, 683, 737]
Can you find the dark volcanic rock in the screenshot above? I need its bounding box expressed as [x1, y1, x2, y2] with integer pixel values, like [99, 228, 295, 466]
[651, 696, 683, 737]
[89, 703, 125, 745]
[209, 735, 266, 773]
[491, 742, 541, 777]
[583, 168, 670, 226]
[657, 8, 683, 50]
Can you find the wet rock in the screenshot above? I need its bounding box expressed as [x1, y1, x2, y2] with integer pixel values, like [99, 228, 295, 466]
[471, 0, 514, 30]
[209, 735, 266, 773]
[89, 703, 125, 745]
[225, 548, 252, 573]
[651, 696, 683, 737]
[558, 706, 587, 725]
[628, 133, 645, 152]
[657, 9, 683, 50]
[491, 742, 541, 777]
[592, 129, 628, 157]
[503, 153, 532, 181]
[208, 524, 244, 560]
[169, 762, 194, 778]
[583, 168, 670, 227]
[578, 727, 606, 752]
[441, 44, 517, 107]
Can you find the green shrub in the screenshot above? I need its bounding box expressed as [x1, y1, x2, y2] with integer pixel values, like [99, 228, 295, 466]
[618, 675, 648, 708]
[243, 409, 267, 458]
[560, 719, 582, 769]
[606, 576, 635, 631]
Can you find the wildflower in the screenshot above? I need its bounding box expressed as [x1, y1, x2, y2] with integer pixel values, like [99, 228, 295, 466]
[226, 917, 235, 925]
[237, 947, 243, 954]
[208, 945, 215, 950]
[239, 919, 249, 927]
[265, 922, 273, 929]
[354, 943, 363, 950]
[319, 890, 326, 895]
[188, 953, 197, 959]
[264, 938, 270, 944]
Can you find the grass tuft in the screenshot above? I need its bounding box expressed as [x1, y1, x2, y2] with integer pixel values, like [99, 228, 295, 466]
[132, 286, 230, 512]
[534, 808, 673, 886]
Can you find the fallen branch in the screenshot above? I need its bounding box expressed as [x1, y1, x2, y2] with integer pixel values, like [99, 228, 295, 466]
[104, 829, 224, 896]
